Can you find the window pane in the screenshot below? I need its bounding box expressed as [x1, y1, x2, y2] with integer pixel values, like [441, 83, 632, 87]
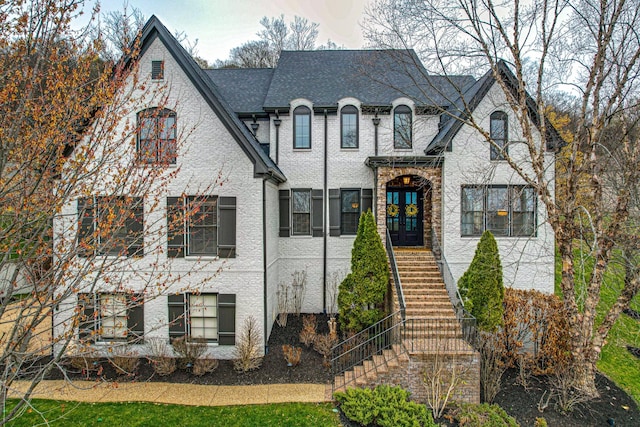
[294, 113, 310, 149]
[292, 190, 310, 235]
[461, 187, 484, 236]
[341, 190, 360, 234]
[394, 107, 412, 149]
[189, 294, 217, 341]
[188, 197, 217, 255]
[100, 294, 127, 339]
[487, 187, 509, 236]
[342, 112, 357, 148]
[292, 190, 310, 213]
[511, 187, 535, 236]
[490, 112, 507, 160]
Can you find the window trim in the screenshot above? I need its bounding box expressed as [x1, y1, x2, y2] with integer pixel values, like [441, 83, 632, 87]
[291, 189, 312, 236]
[340, 188, 361, 236]
[187, 293, 218, 342]
[137, 107, 177, 165]
[340, 105, 359, 149]
[490, 111, 508, 161]
[460, 185, 536, 237]
[394, 105, 413, 149]
[293, 105, 311, 149]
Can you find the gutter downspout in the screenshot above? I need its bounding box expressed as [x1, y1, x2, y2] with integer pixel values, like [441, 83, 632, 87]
[274, 112, 281, 164]
[323, 109, 328, 313]
[372, 114, 381, 221]
[262, 178, 268, 354]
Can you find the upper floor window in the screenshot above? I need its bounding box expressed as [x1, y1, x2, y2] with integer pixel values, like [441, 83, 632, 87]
[151, 60, 164, 80]
[394, 105, 412, 149]
[293, 106, 311, 149]
[341, 105, 358, 148]
[167, 196, 236, 258]
[137, 108, 177, 164]
[490, 111, 508, 160]
[461, 185, 535, 237]
[292, 189, 311, 235]
[77, 196, 144, 257]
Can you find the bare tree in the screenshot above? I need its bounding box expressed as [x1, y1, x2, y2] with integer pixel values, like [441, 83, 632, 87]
[364, 0, 640, 397]
[287, 16, 319, 50]
[95, 2, 145, 60]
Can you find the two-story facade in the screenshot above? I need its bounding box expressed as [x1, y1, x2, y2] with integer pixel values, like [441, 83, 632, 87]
[52, 16, 556, 359]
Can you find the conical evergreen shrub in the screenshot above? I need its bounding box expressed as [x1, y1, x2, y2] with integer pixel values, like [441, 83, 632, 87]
[458, 230, 504, 332]
[338, 210, 389, 333]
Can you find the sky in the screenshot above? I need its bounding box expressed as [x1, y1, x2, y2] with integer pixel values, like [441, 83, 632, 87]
[92, 0, 371, 63]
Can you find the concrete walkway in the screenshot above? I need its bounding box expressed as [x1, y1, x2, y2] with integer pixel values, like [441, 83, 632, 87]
[9, 380, 332, 406]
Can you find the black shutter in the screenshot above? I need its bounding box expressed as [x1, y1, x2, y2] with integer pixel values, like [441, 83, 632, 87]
[167, 197, 184, 258]
[329, 189, 341, 236]
[77, 197, 95, 257]
[218, 294, 236, 345]
[311, 189, 324, 237]
[127, 197, 144, 257]
[218, 197, 236, 258]
[362, 189, 373, 215]
[168, 294, 186, 338]
[279, 190, 290, 237]
[127, 293, 144, 342]
[78, 293, 96, 342]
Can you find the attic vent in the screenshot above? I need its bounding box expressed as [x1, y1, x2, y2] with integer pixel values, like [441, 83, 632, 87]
[151, 60, 164, 80]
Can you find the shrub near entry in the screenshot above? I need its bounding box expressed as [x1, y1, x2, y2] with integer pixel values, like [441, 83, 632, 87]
[458, 231, 504, 332]
[338, 210, 389, 333]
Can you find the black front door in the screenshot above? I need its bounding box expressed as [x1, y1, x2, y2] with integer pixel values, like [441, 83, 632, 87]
[386, 188, 423, 246]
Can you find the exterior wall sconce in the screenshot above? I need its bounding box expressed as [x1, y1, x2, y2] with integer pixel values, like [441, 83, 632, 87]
[402, 176, 411, 185]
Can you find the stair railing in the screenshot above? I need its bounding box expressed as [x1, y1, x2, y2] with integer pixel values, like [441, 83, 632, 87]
[330, 311, 405, 393]
[386, 228, 406, 321]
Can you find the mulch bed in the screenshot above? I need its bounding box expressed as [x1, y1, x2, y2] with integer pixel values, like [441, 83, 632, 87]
[26, 315, 640, 426]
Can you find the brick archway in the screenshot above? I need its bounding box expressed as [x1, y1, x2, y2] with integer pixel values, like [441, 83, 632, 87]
[375, 166, 442, 248]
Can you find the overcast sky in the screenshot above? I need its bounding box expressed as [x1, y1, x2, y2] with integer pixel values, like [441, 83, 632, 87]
[93, 0, 371, 63]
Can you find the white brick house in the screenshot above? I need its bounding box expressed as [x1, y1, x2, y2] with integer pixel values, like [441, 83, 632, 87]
[52, 16, 558, 358]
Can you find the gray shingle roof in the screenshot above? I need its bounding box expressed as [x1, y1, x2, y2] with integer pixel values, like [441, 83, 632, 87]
[262, 50, 475, 109]
[205, 68, 274, 114]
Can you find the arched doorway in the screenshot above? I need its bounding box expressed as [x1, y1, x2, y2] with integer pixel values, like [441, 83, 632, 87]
[385, 175, 431, 247]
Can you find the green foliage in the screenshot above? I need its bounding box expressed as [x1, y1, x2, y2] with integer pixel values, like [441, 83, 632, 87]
[4, 399, 340, 427]
[458, 231, 504, 332]
[334, 385, 435, 427]
[338, 210, 390, 332]
[447, 403, 519, 427]
[534, 417, 548, 427]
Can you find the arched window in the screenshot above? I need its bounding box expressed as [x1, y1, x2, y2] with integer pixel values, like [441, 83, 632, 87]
[490, 111, 508, 160]
[137, 108, 177, 164]
[394, 105, 412, 149]
[293, 106, 311, 149]
[341, 105, 359, 148]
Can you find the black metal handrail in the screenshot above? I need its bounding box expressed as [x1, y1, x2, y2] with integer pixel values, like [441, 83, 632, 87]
[330, 311, 404, 392]
[386, 228, 406, 320]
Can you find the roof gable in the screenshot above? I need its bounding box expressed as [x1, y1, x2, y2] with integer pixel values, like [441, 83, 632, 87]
[137, 16, 284, 183]
[425, 60, 564, 155]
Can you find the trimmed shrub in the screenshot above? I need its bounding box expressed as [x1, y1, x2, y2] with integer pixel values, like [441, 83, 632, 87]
[446, 403, 519, 427]
[299, 314, 317, 347]
[338, 210, 389, 333]
[334, 384, 436, 427]
[458, 230, 504, 332]
[171, 336, 207, 369]
[192, 358, 219, 376]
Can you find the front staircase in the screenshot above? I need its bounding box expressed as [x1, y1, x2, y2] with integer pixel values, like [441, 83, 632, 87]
[331, 246, 479, 403]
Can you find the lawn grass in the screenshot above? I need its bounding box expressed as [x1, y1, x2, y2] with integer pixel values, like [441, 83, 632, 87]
[4, 399, 341, 427]
[554, 249, 640, 403]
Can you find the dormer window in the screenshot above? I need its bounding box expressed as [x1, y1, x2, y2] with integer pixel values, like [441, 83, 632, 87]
[137, 108, 177, 164]
[394, 105, 412, 149]
[490, 111, 508, 160]
[151, 60, 164, 80]
[293, 106, 311, 149]
[341, 105, 358, 148]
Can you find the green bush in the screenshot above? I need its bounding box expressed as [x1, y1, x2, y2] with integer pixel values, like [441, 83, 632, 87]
[447, 403, 519, 427]
[338, 210, 389, 333]
[458, 230, 504, 332]
[334, 385, 435, 427]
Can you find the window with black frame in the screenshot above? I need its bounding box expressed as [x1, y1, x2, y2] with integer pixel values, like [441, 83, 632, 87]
[394, 105, 412, 149]
[341, 189, 361, 235]
[292, 189, 311, 235]
[341, 105, 358, 148]
[490, 111, 508, 160]
[293, 106, 311, 149]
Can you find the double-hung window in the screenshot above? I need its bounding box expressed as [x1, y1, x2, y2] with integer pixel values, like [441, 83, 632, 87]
[137, 108, 177, 164]
[340, 189, 361, 235]
[291, 190, 311, 235]
[77, 196, 144, 257]
[394, 105, 412, 149]
[293, 106, 311, 149]
[461, 185, 536, 237]
[167, 196, 236, 258]
[78, 293, 144, 342]
[490, 111, 508, 160]
[341, 105, 358, 148]
[168, 293, 236, 344]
